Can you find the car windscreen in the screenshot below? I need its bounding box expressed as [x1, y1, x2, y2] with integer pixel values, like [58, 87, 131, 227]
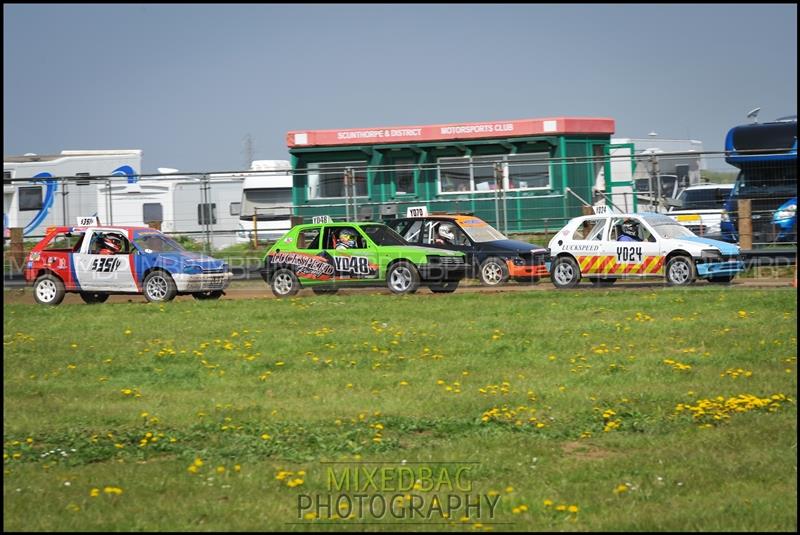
[650, 222, 695, 239]
[459, 220, 507, 242]
[734, 167, 797, 197]
[240, 187, 292, 218]
[361, 225, 408, 246]
[133, 231, 186, 253]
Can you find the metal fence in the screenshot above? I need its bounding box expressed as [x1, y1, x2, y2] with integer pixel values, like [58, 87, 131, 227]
[4, 150, 796, 253]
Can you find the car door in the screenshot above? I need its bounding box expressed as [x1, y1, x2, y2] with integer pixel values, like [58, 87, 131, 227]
[283, 226, 335, 285]
[73, 229, 138, 292]
[419, 218, 476, 272]
[322, 226, 380, 283]
[603, 217, 663, 278]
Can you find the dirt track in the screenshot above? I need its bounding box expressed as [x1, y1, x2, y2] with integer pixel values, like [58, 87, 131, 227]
[3, 277, 795, 305]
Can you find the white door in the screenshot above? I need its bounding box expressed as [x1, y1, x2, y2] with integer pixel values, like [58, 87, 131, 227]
[73, 229, 138, 292]
[602, 217, 663, 278]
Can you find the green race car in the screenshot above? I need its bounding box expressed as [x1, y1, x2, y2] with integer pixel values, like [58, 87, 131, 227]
[260, 222, 467, 296]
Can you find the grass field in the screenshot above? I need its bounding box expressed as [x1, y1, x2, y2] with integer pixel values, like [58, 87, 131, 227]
[3, 287, 797, 531]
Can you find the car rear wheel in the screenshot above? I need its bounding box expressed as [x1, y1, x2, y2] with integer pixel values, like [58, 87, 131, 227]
[33, 274, 66, 306]
[192, 290, 223, 300]
[479, 257, 510, 286]
[387, 261, 420, 294]
[80, 291, 109, 304]
[665, 256, 696, 286]
[143, 271, 178, 302]
[551, 256, 581, 289]
[429, 281, 459, 293]
[271, 269, 300, 297]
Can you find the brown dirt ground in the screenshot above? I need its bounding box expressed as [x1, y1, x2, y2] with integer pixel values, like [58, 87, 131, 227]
[3, 277, 794, 306]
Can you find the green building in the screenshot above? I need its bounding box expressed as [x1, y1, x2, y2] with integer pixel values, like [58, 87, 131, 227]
[286, 116, 632, 233]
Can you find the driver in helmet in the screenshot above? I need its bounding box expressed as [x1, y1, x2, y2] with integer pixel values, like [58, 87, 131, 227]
[335, 229, 357, 250]
[99, 234, 123, 255]
[618, 219, 641, 242]
[434, 223, 456, 246]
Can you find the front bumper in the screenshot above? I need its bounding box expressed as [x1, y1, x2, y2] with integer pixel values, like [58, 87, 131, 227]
[173, 272, 233, 292]
[506, 260, 549, 279]
[696, 260, 746, 279]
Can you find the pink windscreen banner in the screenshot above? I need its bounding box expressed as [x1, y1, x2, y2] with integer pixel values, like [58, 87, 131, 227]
[287, 117, 615, 148]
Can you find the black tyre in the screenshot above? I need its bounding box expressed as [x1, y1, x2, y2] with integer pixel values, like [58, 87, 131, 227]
[33, 274, 66, 306]
[589, 277, 617, 287]
[271, 269, 300, 297]
[143, 271, 178, 302]
[479, 257, 510, 286]
[665, 255, 696, 286]
[192, 290, 224, 300]
[550, 256, 581, 289]
[386, 261, 421, 295]
[80, 291, 109, 304]
[708, 274, 735, 284]
[312, 286, 339, 295]
[429, 281, 459, 293]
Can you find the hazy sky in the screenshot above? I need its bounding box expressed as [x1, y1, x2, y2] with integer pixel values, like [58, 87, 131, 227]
[4, 4, 797, 173]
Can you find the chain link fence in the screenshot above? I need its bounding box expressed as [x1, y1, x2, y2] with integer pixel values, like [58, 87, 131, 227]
[4, 150, 796, 279]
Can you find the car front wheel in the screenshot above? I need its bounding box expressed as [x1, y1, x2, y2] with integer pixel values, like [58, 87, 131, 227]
[143, 271, 178, 302]
[550, 256, 581, 289]
[479, 257, 510, 286]
[33, 274, 66, 306]
[271, 269, 300, 297]
[665, 256, 696, 286]
[387, 261, 420, 294]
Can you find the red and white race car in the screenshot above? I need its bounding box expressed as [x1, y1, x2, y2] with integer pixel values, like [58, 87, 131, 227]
[24, 223, 232, 305]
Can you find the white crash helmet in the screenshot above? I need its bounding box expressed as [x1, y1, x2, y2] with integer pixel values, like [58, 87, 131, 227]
[438, 223, 455, 241]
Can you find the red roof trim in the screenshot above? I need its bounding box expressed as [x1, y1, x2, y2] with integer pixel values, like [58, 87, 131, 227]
[287, 117, 614, 148]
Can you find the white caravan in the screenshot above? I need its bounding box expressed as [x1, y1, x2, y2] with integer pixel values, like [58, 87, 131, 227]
[96, 169, 246, 250]
[3, 150, 142, 237]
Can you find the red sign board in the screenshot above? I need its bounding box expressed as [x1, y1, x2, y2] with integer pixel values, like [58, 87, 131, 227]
[287, 117, 614, 148]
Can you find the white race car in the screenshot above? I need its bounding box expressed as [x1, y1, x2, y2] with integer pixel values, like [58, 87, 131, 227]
[547, 212, 745, 288]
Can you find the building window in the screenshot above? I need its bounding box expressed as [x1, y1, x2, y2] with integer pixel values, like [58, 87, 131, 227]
[438, 153, 551, 193]
[143, 203, 163, 223]
[438, 157, 472, 193]
[19, 186, 43, 211]
[394, 158, 415, 195]
[307, 161, 368, 199]
[197, 203, 217, 225]
[506, 153, 550, 190]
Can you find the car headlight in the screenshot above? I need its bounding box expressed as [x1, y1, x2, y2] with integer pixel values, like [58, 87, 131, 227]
[183, 264, 203, 275]
[700, 249, 721, 260]
[512, 256, 525, 266]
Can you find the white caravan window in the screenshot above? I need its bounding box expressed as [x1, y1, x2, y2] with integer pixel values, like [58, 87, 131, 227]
[143, 203, 163, 223]
[198, 203, 217, 225]
[241, 188, 292, 217]
[307, 161, 368, 199]
[19, 186, 43, 211]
